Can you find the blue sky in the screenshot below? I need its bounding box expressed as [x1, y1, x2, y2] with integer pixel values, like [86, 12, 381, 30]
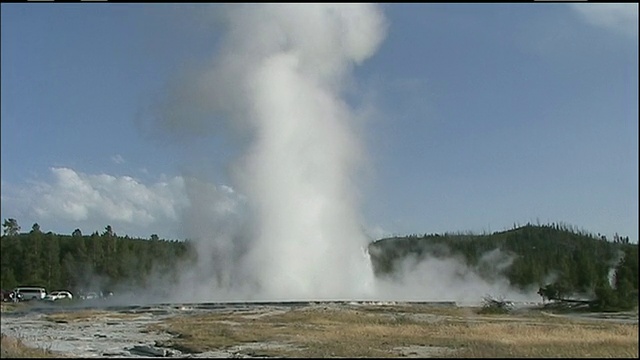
[1, 3, 638, 243]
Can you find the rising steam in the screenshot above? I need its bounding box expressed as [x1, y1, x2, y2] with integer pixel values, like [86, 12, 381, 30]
[148, 4, 539, 304]
[155, 4, 388, 301]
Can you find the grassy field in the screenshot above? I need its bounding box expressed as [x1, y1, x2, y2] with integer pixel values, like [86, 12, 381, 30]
[145, 303, 638, 358]
[0, 333, 59, 359]
[1, 302, 638, 358]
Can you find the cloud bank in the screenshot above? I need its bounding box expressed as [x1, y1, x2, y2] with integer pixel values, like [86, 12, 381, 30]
[570, 3, 638, 37]
[0, 167, 241, 240]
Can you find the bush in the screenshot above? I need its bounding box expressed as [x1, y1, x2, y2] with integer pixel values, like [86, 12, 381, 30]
[477, 295, 513, 314]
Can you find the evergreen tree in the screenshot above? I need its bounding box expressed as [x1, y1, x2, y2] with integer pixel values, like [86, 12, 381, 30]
[23, 227, 45, 285]
[60, 252, 78, 289]
[3, 218, 20, 236]
[43, 232, 62, 290]
[612, 246, 639, 309]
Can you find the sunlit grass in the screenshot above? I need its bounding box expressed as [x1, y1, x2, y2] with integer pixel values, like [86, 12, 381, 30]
[151, 305, 638, 358]
[43, 309, 146, 323]
[3, 303, 637, 358]
[0, 333, 58, 359]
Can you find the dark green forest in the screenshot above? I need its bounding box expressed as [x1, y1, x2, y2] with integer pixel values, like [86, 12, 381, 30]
[1, 219, 196, 297]
[1, 218, 637, 311]
[369, 222, 638, 311]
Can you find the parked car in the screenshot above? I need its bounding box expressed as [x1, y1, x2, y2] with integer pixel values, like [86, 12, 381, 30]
[1, 289, 12, 302]
[44, 290, 73, 301]
[13, 286, 47, 301]
[81, 292, 98, 300]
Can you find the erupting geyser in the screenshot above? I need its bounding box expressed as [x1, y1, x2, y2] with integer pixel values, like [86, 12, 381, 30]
[146, 4, 541, 305]
[168, 4, 388, 301]
[231, 4, 387, 300]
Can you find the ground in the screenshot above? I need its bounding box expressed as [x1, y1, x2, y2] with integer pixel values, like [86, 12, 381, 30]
[1, 300, 637, 358]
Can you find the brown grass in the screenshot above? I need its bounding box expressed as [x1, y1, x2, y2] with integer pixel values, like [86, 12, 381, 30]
[0, 333, 58, 359]
[3, 303, 636, 358]
[150, 305, 639, 358]
[43, 309, 145, 323]
[0, 303, 27, 313]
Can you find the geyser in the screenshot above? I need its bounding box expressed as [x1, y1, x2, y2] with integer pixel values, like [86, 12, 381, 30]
[232, 4, 388, 300]
[148, 4, 541, 305]
[169, 4, 388, 301]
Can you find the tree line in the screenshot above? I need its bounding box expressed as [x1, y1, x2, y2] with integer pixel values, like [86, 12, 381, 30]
[2, 218, 637, 311]
[1, 219, 194, 295]
[368, 222, 638, 311]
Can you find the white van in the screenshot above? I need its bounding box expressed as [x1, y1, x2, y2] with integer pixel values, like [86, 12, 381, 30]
[14, 286, 47, 301]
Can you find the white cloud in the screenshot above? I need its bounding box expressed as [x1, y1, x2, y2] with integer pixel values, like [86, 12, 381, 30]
[0, 167, 241, 240]
[111, 154, 125, 164]
[32, 168, 179, 226]
[570, 3, 638, 37]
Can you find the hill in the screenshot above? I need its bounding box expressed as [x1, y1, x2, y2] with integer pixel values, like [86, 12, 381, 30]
[368, 223, 637, 310]
[1, 222, 636, 310]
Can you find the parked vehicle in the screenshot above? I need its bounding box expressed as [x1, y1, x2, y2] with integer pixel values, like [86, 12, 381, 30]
[13, 286, 47, 301]
[44, 290, 73, 301]
[81, 292, 98, 300]
[1, 289, 11, 302]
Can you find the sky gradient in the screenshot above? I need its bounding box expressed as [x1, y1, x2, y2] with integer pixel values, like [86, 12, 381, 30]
[1, 3, 638, 243]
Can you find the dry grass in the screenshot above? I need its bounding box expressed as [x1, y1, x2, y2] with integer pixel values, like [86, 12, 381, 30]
[3, 303, 636, 358]
[43, 309, 145, 323]
[0, 302, 27, 313]
[150, 305, 639, 358]
[422, 320, 638, 358]
[0, 333, 58, 359]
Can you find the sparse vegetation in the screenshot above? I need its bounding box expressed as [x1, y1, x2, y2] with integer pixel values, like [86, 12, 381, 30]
[145, 304, 638, 358]
[2, 302, 637, 358]
[0, 333, 58, 358]
[477, 295, 513, 314]
[43, 309, 144, 323]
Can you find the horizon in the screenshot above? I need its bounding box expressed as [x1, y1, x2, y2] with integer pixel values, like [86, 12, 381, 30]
[2, 3, 638, 245]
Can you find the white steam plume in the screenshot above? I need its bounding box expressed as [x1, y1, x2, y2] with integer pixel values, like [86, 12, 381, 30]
[164, 4, 388, 301]
[229, 4, 387, 300]
[147, 4, 541, 305]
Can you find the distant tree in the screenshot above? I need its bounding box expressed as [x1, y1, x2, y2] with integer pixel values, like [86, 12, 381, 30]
[60, 252, 78, 289]
[43, 232, 61, 290]
[538, 284, 558, 302]
[150, 234, 159, 241]
[2, 235, 24, 282]
[0, 268, 17, 290]
[31, 223, 42, 233]
[0, 234, 19, 289]
[2, 218, 20, 236]
[104, 225, 114, 237]
[23, 228, 45, 285]
[612, 246, 639, 309]
[89, 231, 105, 273]
[72, 228, 83, 237]
[591, 282, 619, 311]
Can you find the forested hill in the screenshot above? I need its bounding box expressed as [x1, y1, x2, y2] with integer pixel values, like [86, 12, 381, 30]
[368, 223, 638, 309]
[1, 221, 637, 311]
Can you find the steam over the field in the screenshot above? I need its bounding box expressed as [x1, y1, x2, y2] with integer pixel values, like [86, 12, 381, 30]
[150, 4, 385, 301]
[145, 4, 538, 304]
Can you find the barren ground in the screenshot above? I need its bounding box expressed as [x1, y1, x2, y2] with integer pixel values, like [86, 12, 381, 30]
[1, 301, 637, 358]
